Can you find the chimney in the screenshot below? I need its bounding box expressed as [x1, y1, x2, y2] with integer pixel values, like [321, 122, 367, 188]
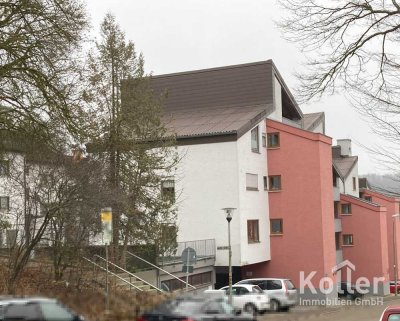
[337, 139, 352, 156]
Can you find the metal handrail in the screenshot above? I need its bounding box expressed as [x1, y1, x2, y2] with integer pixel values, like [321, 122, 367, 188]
[126, 251, 196, 290]
[94, 254, 163, 293]
[82, 256, 143, 292]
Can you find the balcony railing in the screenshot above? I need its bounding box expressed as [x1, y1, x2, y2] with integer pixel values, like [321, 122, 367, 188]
[158, 239, 216, 265]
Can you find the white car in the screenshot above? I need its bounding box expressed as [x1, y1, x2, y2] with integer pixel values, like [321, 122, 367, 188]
[219, 284, 270, 315]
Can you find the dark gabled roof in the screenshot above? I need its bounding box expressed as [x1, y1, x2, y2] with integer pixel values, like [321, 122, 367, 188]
[333, 156, 358, 179]
[163, 104, 268, 139]
[303, 112, 325, 133]
[147, 60, 302, 140]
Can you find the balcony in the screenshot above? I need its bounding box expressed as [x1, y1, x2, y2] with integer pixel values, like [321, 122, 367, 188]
[334, 219, 342, 233]
[336, 250, 343, 264]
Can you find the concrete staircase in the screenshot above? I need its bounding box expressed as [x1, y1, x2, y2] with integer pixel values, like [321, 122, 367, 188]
[113, 272, 157, 292]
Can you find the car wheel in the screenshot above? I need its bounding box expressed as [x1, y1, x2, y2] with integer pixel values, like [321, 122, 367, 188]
[270, 299, 280, 312]
[243, 303, 257, 315]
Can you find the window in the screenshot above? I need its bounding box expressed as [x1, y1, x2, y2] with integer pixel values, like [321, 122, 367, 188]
[334, 201, 340, 218]
[364, 196, 372, 202]
[0, 196, 9, 211]
[270, 219, 283, 234]
[267, 133, 280, 148]
[343, 234, 354, 246]
[161, 180, 175, 202]
[247, 220, 259, 243]
[263, 176, 268, 190]
[251, 126, 259, 152]
[266, 280, 283, 290]
[335, 232, 341, 250]
[246, 173, 258, 191]
[0, 160, 9, 176]
[352, 177, 357, 191]
[262, 133, 267, 147]
[341, 203, 352, 215]
[268, 175, 281, 191]
[6, 229, 17, 247]
[333, 172, 337, 187]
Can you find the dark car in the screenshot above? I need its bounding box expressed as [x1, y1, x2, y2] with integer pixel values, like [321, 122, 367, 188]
[0, 297, 85, 321]
[138, 296, 256, 321]
[337, 282, 364, 300]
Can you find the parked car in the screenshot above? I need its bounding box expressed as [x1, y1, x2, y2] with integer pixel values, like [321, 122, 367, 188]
[390, 281, 400, 294]
[337, 282, 364, 299]
[138, 296, 256, 321]
[218, 284, 270, 315]
[379, 305, 400, 321]
[0, 297, 85, 321]
[234, 278, 297, 312]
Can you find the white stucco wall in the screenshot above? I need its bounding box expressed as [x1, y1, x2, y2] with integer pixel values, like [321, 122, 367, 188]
[175, 141, 241, 266]
[175, 119, 271, 267]
[268, 76, 283, 122]
[237, 122, 271, 265]
[339, 162, 359, 197]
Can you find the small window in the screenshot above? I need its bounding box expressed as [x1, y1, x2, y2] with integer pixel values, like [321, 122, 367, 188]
[364, 196, 372, 202]
[334, 201, 340, 218]
[247, 220, 259, 243]
[6, 229, 17, 247]
[0, 196, 9, 211]
[262, 133, 267, 147]
[352, 177, 357, 191]
[333, 172, 337, 187]
[267, 133, 280, 148]
[246, 173, 258, 191]
[268, 175, 281, 191]
[343, 234, 354, 246]
[270, 219, 283, 234]
[161, 180, 175, 202]
[341, 203, 351, 215]
[263, 176, 268, 190]
[0, 160, 9, 176]
[251, 126, 259, 153]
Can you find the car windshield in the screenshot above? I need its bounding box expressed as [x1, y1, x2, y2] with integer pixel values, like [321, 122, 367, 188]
[39, 302, 74, 321]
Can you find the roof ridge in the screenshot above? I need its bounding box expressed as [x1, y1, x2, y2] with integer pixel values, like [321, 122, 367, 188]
[151, 60, 273, 79]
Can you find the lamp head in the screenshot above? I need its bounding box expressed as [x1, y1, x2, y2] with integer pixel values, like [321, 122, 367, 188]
[222, 208, 236, 222]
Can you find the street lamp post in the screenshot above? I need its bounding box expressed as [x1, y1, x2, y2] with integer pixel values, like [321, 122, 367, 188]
[393, 214, 400, 296]
[222, 208, 236, 305]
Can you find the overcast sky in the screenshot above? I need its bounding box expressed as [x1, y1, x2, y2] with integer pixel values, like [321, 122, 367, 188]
[84, 0, 387, 175]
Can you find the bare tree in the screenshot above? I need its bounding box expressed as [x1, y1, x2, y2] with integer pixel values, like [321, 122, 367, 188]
[278, 0, 400, 102]
[0, 145, 104, 291]
[278, 0, 400, 172]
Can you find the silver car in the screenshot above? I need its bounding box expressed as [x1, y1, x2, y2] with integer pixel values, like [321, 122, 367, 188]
[234, 278, 298, 312]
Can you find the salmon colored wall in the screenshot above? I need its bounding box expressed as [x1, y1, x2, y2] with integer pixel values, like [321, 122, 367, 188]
[340, 194, 389, 282]
[360, 189, 400, 281]
[242, 120, 336, 288]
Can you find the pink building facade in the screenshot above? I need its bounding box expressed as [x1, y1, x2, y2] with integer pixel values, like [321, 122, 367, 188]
[339, 194, 389, 293]
[242, 119, 337, 299]
[359, 189, 400, 281]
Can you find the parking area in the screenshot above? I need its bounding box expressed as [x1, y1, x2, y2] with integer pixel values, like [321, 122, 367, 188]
[259, 297, 400, 321]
